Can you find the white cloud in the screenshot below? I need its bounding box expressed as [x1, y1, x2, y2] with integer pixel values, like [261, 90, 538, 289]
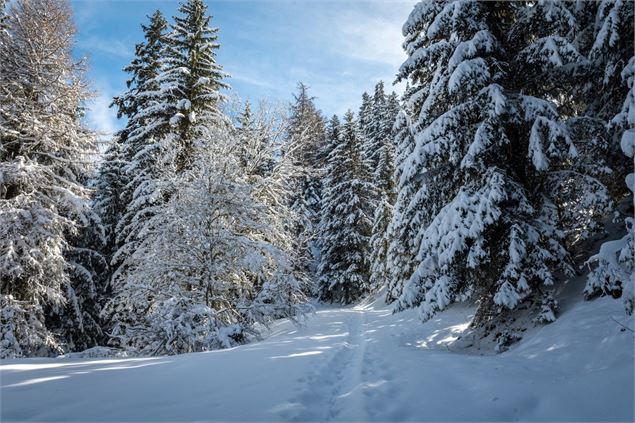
[86, 88, 119, 140]
[77, 36, 132, 59]
[332, 16, 406, 66]
[282, 0, 416, 114]
[229, 71, 277, 90]
[321, 1, 417, 68]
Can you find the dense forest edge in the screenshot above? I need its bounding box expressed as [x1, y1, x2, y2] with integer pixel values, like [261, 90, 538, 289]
[0, 0, 633, 359]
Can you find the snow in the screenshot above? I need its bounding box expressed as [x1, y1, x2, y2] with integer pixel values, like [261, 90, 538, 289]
[2, 291, 633, 422]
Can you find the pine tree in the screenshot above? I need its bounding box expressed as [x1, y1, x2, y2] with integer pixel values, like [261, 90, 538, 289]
[368, 92, 399, 291]
[384, 101, 422, 303]
[61, 188, 107, 352]
[583, 0, 634, 313]
[93, 142, 126, 273]
[0, 0, 100, 357]
[286, 82, 326, 282]
[104, 1, 286, 354]
[511, 1, 615, 250]
[237, 100, 274, 178]
[364, 81, 388, 172]
[392, 1, 607, 327]
[318, 111, 374, 304]
[160, 0, 229, 173]
[358, 91, 374, 163]
[99, 13, 169, 341]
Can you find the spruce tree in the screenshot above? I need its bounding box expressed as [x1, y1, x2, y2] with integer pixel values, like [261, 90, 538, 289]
[364, 81, 388, 172]
[583, 0, 634, 313]
[384, 103, 421, 303]
[93, 142, 126, 275]
[237, 100, 274, 178]
[318, 112, 374, 304]
[358, 91, 374, 164]
[286, 82, 326, 282]
[160, 0, 229, 172]
[368, 93, 399, 291]
[392, 1, 606, 328]
[100, 12, 169, 342]
[105, 0, 241, 352]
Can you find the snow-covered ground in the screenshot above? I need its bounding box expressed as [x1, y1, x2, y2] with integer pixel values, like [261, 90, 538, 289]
[1, 292, 633, 422]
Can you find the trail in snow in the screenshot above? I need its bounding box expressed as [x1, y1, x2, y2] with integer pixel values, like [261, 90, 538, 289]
[1, 294, 633, 422]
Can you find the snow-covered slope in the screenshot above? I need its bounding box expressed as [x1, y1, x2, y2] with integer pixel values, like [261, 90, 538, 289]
[1, 291, 633, 421]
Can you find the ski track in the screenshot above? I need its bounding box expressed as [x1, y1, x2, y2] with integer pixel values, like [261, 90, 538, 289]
[282, 309, 365, 422]
[282, 307, 411, 422]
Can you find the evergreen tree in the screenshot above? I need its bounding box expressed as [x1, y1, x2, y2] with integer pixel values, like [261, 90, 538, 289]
[237, 100, 274, 178]
[318, 112, 374, 304]
[368, 94, 399, 291]
[100, 12, 169, 337]
[285, 82, 326, 282]
[583, 0, 634, 313]
[93, 142, 126, 274]
[0, 0, 100, 357]
[61, 188, 107, 352]
[384, 104, 421, 303]
[104, 0, 251, 353]
[358, 91, 374, 164]
[160, 0, 229, 172]
[392, 1, 608, 328]
[364, 81, 388, 172]
[511, 1, 615, 249]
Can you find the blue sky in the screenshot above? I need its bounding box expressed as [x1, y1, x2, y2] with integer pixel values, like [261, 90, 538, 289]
[71, 0, 417, 135]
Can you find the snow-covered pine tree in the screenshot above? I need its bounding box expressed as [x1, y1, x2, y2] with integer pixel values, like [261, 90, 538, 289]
[364, 81, 388, 173]
[99, 12, 170, 342]
[368, 92, 399, 292]
[237, 100, 275, 178]
[385, 96, 419, 303]
[317, 115, 341, 273]
[238, 100, 255, 171]
[105, 1, 263, 353]
[358, 91, 374, 163]
[93, 142, 125, 275]
[61, 184, 108, 353]
[583, 0, 634, 313]
[100, 10, 168, 283]
[160, 0, 229, 173]
[393, 1, 605, 327]
[511, 1, 614, 250]
[317, 116, 342, 295]
[0, 0, 100, 357]
[285, 82, 326, 283]
[582, 0, 633, 206]
[318, 111, 374, 304]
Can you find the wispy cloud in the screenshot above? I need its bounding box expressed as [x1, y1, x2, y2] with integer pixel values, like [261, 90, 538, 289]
[229, 71, 278, 90]
[78, 36, 132, 59]
[85, 85, 120, 140]
[71, 0, 418, 122]
[324, 12, 409, 68]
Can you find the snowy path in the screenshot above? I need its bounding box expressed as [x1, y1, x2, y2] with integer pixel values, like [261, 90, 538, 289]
[1, 296, 633, 421]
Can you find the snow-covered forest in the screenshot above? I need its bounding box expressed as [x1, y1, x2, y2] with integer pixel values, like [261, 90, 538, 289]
[1, 0, 634, 421]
